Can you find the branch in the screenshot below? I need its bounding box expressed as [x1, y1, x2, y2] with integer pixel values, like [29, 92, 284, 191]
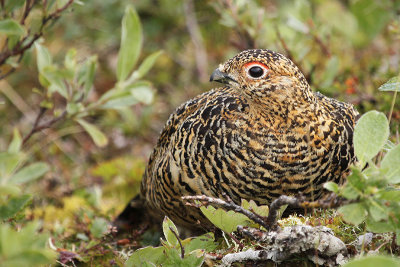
[183, 193, 356, 231]
[265, 195, 302, 230]
[275, 26, 310, 83]
[169, 227, 185, 259]
[182, 195, 270, 230]
[22, 109, 67, 145]
[0, 0, 75, 79]
[221, 225, 348, 266]
[183, 0, 208, 82]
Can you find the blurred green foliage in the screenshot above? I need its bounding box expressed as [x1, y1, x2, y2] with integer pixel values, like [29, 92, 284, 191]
[0, 0, 399, 265]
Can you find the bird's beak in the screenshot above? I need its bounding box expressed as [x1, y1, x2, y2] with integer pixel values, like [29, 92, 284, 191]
[209, 68, 237, 84]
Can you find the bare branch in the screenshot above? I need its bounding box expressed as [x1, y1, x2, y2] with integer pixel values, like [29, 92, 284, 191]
[183, 0, 208, 82]
[184, 193, 356, 231]
[182, 195, 270, 229]
[169, 227, 185, 259]
[0, 0, 75, 79]
[265, 195, 302, 230]
[22, 109, 67, 145]
[222, 225, 348, 266]
[227, 232, 244, 250]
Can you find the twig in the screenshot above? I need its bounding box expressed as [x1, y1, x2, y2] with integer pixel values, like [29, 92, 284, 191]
[227, 232, 244, 250]
[184, 193, 356, 231]
[223, 0, 256, 49]
[20, 0, 37, 25]
[182, 195, 270, 229]
[183, 0, 208, 82]
[265, 195, 302, 229]
[169, 227, 185, 259]
[312, 33, 331, 58]
[22, 109, 67, 145]
[0, 0, 75, 79]
[275, 26, 310, 83]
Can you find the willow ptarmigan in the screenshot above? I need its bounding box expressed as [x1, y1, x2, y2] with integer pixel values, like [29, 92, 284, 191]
[120, 49, 358, 230]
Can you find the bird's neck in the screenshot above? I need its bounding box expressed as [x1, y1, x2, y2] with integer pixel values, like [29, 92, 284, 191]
[248, 87, 317, 126]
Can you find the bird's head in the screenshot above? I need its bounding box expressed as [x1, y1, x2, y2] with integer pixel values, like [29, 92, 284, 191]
[210, 49, 314, 106]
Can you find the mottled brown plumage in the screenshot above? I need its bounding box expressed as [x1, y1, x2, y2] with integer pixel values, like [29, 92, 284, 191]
[122, 49, 358, 230]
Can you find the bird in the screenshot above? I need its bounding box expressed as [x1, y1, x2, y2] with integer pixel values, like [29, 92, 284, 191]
[116, 49, 359, 230]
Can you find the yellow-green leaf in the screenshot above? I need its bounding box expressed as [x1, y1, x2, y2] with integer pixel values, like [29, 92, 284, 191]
[338, 203, 367, 225]
[117, 5, 142, 81]
[353, 111, 389, 167]
[381, 144, 400, 184]
[133, 50, 163, 81]
[378, 76, 400, 92]
[0, 19, 24, 36]
[200, 205, 251, 233]
[35, 43, 52, 73]
[77, 119, 108, 147]
[8, 128, 22, 154]
[343, 255, 400, 267]
[162, 216, 179, 247]
[10, 162, 49, 185]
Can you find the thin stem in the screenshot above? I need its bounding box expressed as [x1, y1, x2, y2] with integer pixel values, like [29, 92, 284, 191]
[22, 109, 67, 146]
[377, 89, 397, 164]
[169, 227, 184, 259]
[388, 90, 397, 126]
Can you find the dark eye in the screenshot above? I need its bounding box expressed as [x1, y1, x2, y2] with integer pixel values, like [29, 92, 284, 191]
[248, 66, 264, 78]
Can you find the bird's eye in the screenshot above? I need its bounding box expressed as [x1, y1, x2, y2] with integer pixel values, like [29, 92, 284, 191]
[244, 62, 268, 79]
[248, 66, 264, 78]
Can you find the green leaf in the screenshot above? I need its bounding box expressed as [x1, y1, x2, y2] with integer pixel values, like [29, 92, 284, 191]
[0, 19, 25, 36]
[378, 190, 400, 201]
[338, 203, 367, 225]
[320, 56, 339, 89]
[101, 95, 139, 110]
[200, 205, 251, 233]
[125, 246, 166, 267]
[77, 56, 97, 96]
[130, 86, 154, 105]
[4, 0, 25, 13]
[64, 48, 77, 71]
[35, 43, 52, 73]
[42, 66, 69, 98]
[76, 119, 108, 147]
[343, 255, 400, 267]
[347, 168, 366, 190]
[241, 199, 269, 217]
[0, 152, 21, 179]
[381, 144, 400, 184]
[350, 0, 392, 45]
[323, 182, 339, 194]
[10, 162, 49, 185]
[184, 233, 217, 254]
[368, 200, 388, 221]
[133, 50, 163, 81]
[163, 248, 204, 267]
[340, 168, 365, 199]
[90, 218, 109, 238]
[117, 5, 142, 81]
[365, 217, 395, 233]
[0, 222, 56, 266]
[66, 102, 84, 115]
[8, 128, 22, 154]
[162, 216, 180, 247]
[378, 76, 400, 92]
[0, 194, 31, 220]
[341, 183, 360, 199]
[353, 111, 389, 166]
[0, 185, 21, 196]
